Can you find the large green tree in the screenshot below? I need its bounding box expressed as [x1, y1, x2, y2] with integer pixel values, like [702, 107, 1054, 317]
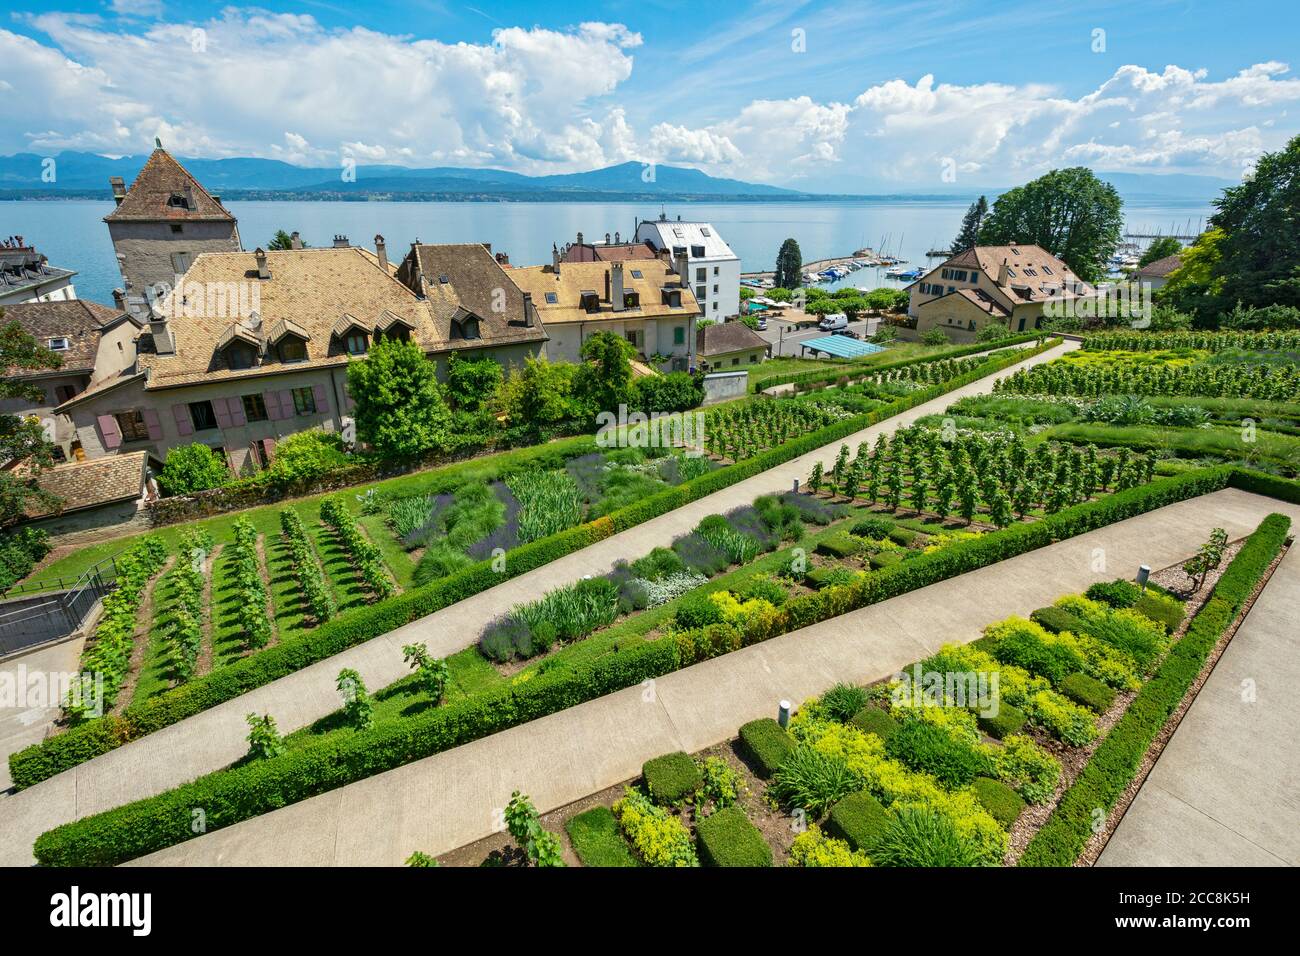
[1137, 236, 1183, 269]
[1209, 133, 1300, 310]
[0, 313, 63, 525]
[575, 331, 637, 418]
[951, 195, 988, 253]
[774, 238, 803, 289]
[267, 230, 306, 250]
[347, 337, 452, 460]
[978, 168, 1123, 283]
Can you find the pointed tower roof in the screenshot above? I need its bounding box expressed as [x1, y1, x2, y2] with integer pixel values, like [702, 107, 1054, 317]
[104, 147, 236, 223]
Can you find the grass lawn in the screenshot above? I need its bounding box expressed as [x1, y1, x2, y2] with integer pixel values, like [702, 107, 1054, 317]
[130, 569, 181, 706]
[565, 806, 640, 867]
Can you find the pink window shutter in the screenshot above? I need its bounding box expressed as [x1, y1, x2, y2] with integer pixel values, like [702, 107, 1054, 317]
[141, 408, 163, 441]
[96, 414, 122, 450]
[263, 437, 277, 462]
[213, 397, 233, 430]
[172, 404, 194, 437]
[228, 396, 247, 427]
[312, 383, 330, 414]
[279, 389, 294, 418]
[262, 390, 281, 421]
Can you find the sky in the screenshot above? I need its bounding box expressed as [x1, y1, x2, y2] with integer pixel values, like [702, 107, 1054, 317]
[2, 0, 1298, 192]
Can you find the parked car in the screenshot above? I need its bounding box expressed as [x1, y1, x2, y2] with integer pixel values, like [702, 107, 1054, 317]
[755, 316, 768, 331]
[831, 328, 860, 339]
[817, 312, 849, 331]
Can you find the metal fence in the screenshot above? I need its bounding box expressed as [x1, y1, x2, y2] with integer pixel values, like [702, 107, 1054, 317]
[0, 558, 119, 659]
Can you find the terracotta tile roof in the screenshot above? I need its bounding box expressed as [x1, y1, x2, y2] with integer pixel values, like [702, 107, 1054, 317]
[953, 287, 1010, 316]
[104, 148, 236, 223]
[697, 320, 767, 357]
[934, 244, 1093, 304]
[561, 241, 660, 263]
[138, 244, 544, 390]
[1, 300, 133, 377]
[510, 258, 700, 325]
[1135, 253, 1182, 278]
[23, 451, 148, 518]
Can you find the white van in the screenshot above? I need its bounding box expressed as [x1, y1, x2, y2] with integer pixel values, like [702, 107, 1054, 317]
[818, 312, 849, 331]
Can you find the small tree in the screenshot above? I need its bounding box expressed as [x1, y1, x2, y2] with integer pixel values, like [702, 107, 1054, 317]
[403, 642, 450, 704]
[348, 337, 452, 461]
[504, 790, 566, 867]
[157, 442, 230, 497]
[774, 238, 803, 290]
[808, 461, 824, 494]
[952, 196, 988, 253]
[920, 328, 949, 346]
[336, 668, 374, 731]
[1183, 528, 1228, 592]
[933, 469, 955, 520]
[884, 460, 905, 512]
[956, 476, 979, 525]
[831, 444, 851, 487]
[245, 713, 285, 760]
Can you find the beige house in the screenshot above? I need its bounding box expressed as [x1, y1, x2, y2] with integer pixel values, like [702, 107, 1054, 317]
[697, 321, 769, 371]
[1133, 253, 1182, 291]
[105, 144, 242, 321]
[511, 253, 700, 370]
[56, 242, 547, 475]
[909, 244, 1095, 342]
[0, 300, 141, 460]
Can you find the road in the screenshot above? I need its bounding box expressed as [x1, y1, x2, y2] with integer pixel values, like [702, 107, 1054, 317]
[756, 315, 878, 357]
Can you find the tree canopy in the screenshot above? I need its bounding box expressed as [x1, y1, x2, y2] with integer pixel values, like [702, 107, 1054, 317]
[952, 196, 988, 253]
[1137, 236, 1182, 269]
[774, 238, 803, 289]
[575, 331, 637, 418]
[347, 337, 452, 460]
[978, 167, 1123, 284]
[267, 230, 305, 250]
[0, 314, 63, 524]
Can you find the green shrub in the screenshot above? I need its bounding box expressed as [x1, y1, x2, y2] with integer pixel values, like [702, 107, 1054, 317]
[266, 429, 350, 487]
[816, 533, 862, 559]
[642, 751, 702, 806]
[850, 516, 894, 539]
[771, 745, 862, 816]
[674, 591, 725, 629]
[887, 526, 917, 547]
[565, 806, 639, 867]
[885, 719, 994, 788]
[825, 791, 891, 852]
[1059, 672, 1116, 712]
[157, 442, 230, 497]
[869, 805, 986, 867]
[1029, 606, 1087, 635]
[820, 683, 869, 722]
[1085, 580, 1142, 608]
[991, 621, 1086, 683]
[737, 718, 795, 778]
[613, 788, 698, 867]
[696, 807, 772, 867]
[868, 551, 903, 570]
[850, 707, 900, 740]
[739, 575, 789, 607]
[806, 566, 862, 589]
[1133, 591, 1185, 632]
[972, 777, 1026, 828]
[977, 703, 1026, 740]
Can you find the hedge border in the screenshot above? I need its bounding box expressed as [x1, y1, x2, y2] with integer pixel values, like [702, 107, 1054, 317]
[10, 338, 1061, 790]
[38, 461, 1291, 867]
[1018, 511, 1293, 867]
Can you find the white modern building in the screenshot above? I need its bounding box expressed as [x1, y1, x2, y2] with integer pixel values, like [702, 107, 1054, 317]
[635, 215, 740, 321]
[1, 238, 78, 306]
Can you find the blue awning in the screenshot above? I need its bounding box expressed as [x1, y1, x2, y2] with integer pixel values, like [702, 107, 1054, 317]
[798, 336, 885, 359]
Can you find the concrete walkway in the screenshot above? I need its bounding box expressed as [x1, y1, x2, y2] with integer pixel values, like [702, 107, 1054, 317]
[128, 488, 1300, 865]
[1098, 543, 1300, 867]
[0, 637, 85, 791]
[0, 339, 1073, 865]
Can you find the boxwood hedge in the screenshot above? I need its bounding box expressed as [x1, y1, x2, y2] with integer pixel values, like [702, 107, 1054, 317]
[10, 338, 1062, 791]
[738, 718, 795, 778]
[696, 806, 773, 867]
[1019, 511, 1291, 867]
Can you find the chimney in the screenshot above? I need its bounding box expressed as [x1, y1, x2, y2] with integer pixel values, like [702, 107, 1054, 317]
[522, 291, 536, 328]
[495, 251, 510, 266]
[614, 231, 620, 244]
[604, 268, 611, 303]
[408, 241, 427, 295]
[110, 177, 126, 206]
[148, 307, 175, 355]
[577, 231, 584, 247]
[675, 250, 689, 288]
[112, 288, 127, 311]
[374, 234, 388, 271]
[605, 233, 611, 245]
[551, 243, 561, 274]
[289, 231, 303, 250]
[611, 261, 625, 312]
[255, 247, 270, 280]
[997, 258, 1010, 285]
[333, 234, 349, 248]
[212, 194, 222, 206]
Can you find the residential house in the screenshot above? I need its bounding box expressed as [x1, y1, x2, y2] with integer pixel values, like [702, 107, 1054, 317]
[559, 231, 660, 263]
[908, 244, 1095, 341]
[55, 240, 547, 475]
[635, 215, 741, 321]
[0, 238, 78, 306]
[697, 321, 769, 371]
[105, 143, 242, 320]
[0, 300, 141, 460]
[1133, 253, 1182, 291]
[18, 450, 152, 539]
[511, 253, 700, 369]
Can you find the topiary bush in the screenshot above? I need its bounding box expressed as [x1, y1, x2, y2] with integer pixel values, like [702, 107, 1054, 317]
[868, 551, 903, 570]
[977, 703, 1027, 740]
[1029, 605, 1088, 635]
[696, 807, 772, 867]
[887, 526, 917, 547]
[737, 718, 795, 778]
[972, 776, 1027, 828]
[816, 532, 862, 559]
[565, 806, 639, 867]
[1085, 579, 1141, 609]
[825, 790, 891, 852]
[850, 706, 900, 741]
[642, 751, 702, 806]
[1059, 672, 1116, 712]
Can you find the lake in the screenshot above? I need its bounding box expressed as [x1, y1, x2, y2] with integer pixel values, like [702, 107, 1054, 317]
[1, 197, 1214, 306]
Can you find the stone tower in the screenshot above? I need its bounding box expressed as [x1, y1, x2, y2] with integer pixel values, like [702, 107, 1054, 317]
[105, 142, 241, 319]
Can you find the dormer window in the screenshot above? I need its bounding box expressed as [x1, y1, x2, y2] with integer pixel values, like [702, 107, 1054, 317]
[48, 336, 70, 351]
[167, 193, 190, 210]
[226, 341, 257, 369]
[623, 291, 640, 309]
[579, 291, 601, 314]
[267, 318, 311, 363]
[344, 331, 368, 355]
[279, 339, 308, 363]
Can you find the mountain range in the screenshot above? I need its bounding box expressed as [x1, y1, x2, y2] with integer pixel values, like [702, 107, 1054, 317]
[0, 151, 1234, 203]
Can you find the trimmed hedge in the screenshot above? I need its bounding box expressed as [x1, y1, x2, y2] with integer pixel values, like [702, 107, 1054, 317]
[869, 551, 903, 570]
[565, 806, 639, 867]
[1030, 605, 1089, 635]
[738, 718, 795, 778]
[977, 702, 1027, 740]
[1134, 591, 1185, 633]
[972, 777, 1027, 828]
[10, 336, 1060, 791]
[1020, 512, 1291, 866]
[851, 706, 900, 740]
[696, 807, 772, 867]
[642, 752, 702, 806]
[1060, 672, 1117, 712]
[1085, 580, 1141, 609]
[826, 790, 892, 852]
[816, 532, 862, 559]
[887, 526, 918, 547]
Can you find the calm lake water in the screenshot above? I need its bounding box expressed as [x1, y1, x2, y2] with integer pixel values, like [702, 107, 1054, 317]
[1, 198, 1214, 306]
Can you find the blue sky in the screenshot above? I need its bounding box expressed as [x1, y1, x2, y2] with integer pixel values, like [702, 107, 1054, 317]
[2, 0, 1298, 190]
